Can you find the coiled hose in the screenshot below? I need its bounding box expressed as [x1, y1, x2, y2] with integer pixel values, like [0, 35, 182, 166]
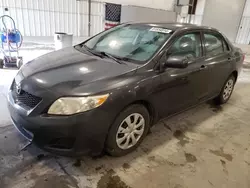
[0, 15, 23, 50]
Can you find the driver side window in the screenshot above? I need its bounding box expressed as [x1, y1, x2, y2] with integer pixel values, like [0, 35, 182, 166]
[168, 33, 202, 58]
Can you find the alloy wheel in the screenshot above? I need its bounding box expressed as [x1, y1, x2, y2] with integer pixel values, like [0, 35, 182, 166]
[223, 79, 234, 101]
[116, 113, 145, 150]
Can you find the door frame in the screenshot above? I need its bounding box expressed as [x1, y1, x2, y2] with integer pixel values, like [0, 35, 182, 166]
[201, 30, 232, 58]
[157, 29, 205, 72]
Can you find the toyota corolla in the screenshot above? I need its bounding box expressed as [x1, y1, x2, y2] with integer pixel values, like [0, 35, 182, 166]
[8, 23, 244, 156]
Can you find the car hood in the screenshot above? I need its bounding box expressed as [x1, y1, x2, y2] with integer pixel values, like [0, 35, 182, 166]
[19, 47, 137, 95]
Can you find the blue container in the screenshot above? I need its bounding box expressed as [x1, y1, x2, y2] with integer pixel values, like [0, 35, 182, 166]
[0, 31, 21, 43]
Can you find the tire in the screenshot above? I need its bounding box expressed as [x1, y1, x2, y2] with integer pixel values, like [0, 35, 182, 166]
[215, 75, 236, 104]
[0, 59, 3, 69]
[17, 59, 23, 69]
[106, 104, 150, 157]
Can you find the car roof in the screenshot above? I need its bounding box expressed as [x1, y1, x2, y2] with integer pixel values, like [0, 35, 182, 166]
[128, 22, 218, 32]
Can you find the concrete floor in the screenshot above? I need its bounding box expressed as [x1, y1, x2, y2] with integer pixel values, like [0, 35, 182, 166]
[0, 47, 250, 188]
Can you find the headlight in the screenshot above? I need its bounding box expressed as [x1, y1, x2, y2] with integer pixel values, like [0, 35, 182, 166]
[48, 94, 109, 115]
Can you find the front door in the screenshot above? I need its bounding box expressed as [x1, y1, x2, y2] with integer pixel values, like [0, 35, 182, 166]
[155, 32, 211, 118]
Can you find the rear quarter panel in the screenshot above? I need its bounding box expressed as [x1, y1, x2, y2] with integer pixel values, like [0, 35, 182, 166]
[233, 47, 244, 76]
[220, 31, 244, 77]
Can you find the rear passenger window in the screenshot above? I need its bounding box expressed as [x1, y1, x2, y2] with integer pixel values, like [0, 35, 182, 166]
[204, 33, 224, 56]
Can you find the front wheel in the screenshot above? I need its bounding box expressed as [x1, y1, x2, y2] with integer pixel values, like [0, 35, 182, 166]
[215, 75, 236, 104]
[106, 104, 150, 157]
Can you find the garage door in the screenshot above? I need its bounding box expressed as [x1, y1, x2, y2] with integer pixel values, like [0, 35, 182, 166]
[202, 0, 245, 42]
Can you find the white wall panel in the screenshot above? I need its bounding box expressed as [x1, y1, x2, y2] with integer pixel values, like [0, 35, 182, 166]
[0, 0, 173, 37]
[243, 0, 250, 17]
[99, 0, 175, 11]
[177, 14, 203, 25]
[121, 5, 176, 23]
[195, 0, 206, 15]
[236, 17, 250, 44]
[91, 1, 104, 36]
[236, 0, 250, 44]
[0, 0, 104, 37]
[202, 0, 245, 42]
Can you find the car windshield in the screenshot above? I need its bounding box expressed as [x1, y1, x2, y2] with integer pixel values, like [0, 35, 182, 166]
[82, 24, 173, 62]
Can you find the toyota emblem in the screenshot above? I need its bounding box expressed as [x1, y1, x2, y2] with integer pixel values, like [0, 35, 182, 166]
[16, 84, 22, 95]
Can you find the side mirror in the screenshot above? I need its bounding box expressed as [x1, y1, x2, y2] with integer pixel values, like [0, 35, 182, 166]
[163, 55, 189, 69]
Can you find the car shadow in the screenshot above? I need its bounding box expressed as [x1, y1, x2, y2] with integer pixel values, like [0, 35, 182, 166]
[47, 99, 225, 174]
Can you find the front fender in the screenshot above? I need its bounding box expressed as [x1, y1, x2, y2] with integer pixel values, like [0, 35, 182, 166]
[106, 69, 159, 118]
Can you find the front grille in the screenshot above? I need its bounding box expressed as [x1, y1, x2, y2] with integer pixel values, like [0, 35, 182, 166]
[11, 81, 42, 109]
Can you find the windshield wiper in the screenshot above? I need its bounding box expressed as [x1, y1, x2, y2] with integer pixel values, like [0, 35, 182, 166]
[82, 45, 126, 64]
[99, 51, 125, 64]
[82, 44, 104, 58]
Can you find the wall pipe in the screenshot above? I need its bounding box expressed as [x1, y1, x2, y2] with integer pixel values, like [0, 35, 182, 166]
[188, 0, 194, 23]
[88, 0, 91, 36]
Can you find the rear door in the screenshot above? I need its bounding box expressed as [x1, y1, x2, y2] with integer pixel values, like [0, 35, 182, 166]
[202, 31, 233, 97]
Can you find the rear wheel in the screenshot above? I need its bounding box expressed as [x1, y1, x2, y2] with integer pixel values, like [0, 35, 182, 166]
[215, 75, 236, 104]
[0, 59, 3, 69]
[106, 104, 150, 157]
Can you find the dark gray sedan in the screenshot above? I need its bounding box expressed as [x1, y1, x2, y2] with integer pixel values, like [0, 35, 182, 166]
[8, 23, 244, 157]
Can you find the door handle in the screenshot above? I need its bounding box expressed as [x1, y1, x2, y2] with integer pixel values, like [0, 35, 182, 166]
[200, 65, 207, 70]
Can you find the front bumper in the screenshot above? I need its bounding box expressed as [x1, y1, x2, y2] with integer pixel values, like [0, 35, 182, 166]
[7, 91, 116, 157]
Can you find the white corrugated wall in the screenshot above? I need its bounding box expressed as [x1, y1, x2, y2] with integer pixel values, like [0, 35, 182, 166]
[236, 17, 250, 44]
[236, 0, 250, 44]
[91, 1, 105, 36]
[0, 0, 104, 37]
